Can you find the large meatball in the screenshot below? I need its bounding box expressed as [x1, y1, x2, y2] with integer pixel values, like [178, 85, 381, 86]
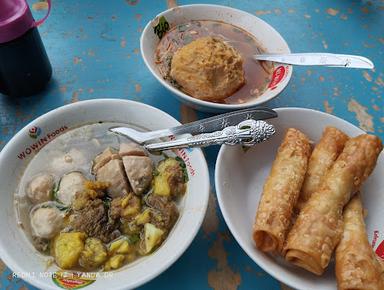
[31, 207, 64, 239]
[170, 36, 245, 101]
[26, 174, 54, 204]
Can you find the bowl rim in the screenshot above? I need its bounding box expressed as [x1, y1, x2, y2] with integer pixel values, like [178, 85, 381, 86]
[140, 4, 292, 111]
[214, 107, 366, 290]
[0, 99, 210, 290]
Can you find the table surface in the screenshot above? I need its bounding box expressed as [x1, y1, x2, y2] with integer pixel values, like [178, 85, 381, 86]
[0, 0, 383, 289]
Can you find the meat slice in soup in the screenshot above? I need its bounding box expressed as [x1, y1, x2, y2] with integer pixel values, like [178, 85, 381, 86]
[122, 156, 153, 195]
[92, 147, 120, 174]
[56, 171, 86, 206]
[119, 142, 147, 157]
[69, 198, 120, 243]
[145, 194, 179, 232]
[95, 159, 130, 197]
[119, 142, 153, 195]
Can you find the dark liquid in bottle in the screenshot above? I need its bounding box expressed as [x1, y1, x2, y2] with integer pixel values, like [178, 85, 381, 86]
[0, 27, 52, 97]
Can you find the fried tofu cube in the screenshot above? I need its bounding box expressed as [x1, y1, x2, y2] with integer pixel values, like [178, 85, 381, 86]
[52, 232, 86, 269]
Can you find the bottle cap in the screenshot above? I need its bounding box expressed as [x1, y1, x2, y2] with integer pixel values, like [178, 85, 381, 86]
[0, 0, 51, 44]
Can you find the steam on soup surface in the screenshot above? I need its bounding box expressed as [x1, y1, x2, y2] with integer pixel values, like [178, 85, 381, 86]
[155, 20, 273, 104]
[15, 122, 188, 271]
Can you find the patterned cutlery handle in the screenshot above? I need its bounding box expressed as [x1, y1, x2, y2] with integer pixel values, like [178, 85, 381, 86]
[144, 120, 275, 152]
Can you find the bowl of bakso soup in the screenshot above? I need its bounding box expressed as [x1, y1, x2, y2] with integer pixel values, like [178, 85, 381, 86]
[0, 99, 209, 290]
[141, 4, 292, 112]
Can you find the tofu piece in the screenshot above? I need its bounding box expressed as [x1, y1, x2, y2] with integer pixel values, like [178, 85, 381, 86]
[96, 159, 130, 197]
[119, 143, 146, 157]
[92, 147, 120, 174]
[122, 156, 153, 195]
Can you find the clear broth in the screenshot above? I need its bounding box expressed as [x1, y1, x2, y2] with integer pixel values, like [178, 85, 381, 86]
[15, 123, 180, 264]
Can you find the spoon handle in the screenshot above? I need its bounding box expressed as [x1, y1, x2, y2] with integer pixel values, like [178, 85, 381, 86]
[253, 53, 374, 69]
[144, 119, 275, 152]
[110, 107, 277, 144]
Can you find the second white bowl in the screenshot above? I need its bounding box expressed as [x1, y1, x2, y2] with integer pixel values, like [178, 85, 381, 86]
[141, 4, 292, 112]
[215, 107, 384, 290]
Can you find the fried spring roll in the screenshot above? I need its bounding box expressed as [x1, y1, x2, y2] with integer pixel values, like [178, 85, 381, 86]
[336, 194, 384, 290]
[284, 134, 383, 275]
[253, 128, 311, 253]
[296, 127, 349, 210]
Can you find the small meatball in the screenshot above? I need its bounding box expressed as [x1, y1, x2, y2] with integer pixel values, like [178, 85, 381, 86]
[31, 207, 64, 239]
[56, 172, 86, 206]
[119, 143, 146, 157]
[110, 193, 141, 220]
[52, 232, 86, 269]
[153, 158, 187, 198]
[96, 159, 130, 198]
[26, 174, 54, 204]
[92, 147, 120, 174]
[170, 36, 245, 101]
[122, 156, 153, 195]
[79, 238, 108, 269]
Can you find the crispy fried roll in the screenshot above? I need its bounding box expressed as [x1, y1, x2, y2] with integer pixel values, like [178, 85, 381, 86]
[296, 127, 349, 210]
[284, 134, 383, 275]
[336, 194, 384, 290]
[253, 128, 311, 253]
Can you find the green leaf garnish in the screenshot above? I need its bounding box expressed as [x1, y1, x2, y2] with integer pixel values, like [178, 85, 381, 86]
[153, 16, 170, 39]
[103, 196, 112, 208]
[175, 156, 189, 183]
[127, 234, 140, 244]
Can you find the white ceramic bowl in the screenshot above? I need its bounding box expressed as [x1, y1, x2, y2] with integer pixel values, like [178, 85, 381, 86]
[215, 107, 384, 290]
[141, 4, 292, 113]
[0, 99, 210, 290]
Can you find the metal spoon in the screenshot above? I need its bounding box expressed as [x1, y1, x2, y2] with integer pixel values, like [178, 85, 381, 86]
[253, 53, 374, 69]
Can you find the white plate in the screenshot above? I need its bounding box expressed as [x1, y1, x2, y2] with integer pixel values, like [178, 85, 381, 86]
[0, 99, 210, 290]
[215, 107, 384, 290]
[141, 4, 292, 113]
